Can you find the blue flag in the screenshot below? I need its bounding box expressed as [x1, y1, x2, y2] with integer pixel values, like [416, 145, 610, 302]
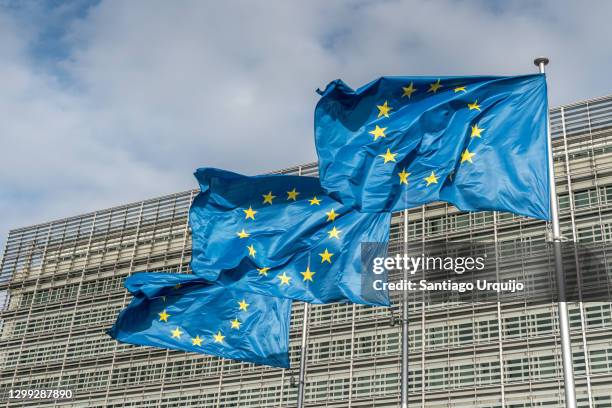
[314, 74, 550, 220]
[107, 273, 292, 368]
[189, 168, 391, 306]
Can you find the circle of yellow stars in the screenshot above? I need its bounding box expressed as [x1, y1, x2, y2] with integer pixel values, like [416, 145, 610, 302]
[367, 78, 484, 189]
[158, 295, 253, 349]
[229, 183, 346, 290]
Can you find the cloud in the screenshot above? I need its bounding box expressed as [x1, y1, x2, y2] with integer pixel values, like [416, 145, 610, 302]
[1, 0, 611, 252]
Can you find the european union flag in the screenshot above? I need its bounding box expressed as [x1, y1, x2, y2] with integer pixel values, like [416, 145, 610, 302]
[107, 273, 292, 368]
[315, 74, 550, 220]
[189, 168, 391, 306]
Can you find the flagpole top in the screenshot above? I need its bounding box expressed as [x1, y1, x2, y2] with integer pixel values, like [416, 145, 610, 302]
[534, 57, 549, 73]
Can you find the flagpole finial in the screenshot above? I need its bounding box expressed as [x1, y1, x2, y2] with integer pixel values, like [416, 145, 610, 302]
[534, 57, 550, 73]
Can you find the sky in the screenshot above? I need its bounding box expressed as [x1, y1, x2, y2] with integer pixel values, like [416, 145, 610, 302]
[1, 0, 611, 252]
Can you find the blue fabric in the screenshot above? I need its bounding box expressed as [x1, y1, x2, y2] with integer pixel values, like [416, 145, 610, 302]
[314, 74, 550, 220]
[107, 273, 292, 368]
[189, 168, 391, 306]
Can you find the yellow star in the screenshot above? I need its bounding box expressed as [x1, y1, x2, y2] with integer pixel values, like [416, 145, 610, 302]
[468, 100, 481, 111]
[379, 148, 397, 164]
[424, 171, 439, 186]
[243, 206, 257, 220]
[213, 331, 225, 343]
[192, 335, 203, 346]
[262, 191, 276, 205]
[236, 229, 250, 239]
[247, 244, 256, 257]
[471, 124, 484, 138]
[238, 299, 249, 311]
[230, 318, 241, 330]
[319, 248, 334, 263]
[278, 272, 291, 286]
[398, 169, 410, 185]
[402, 82, 417, 98]
[287, 188, 299, 201]
[328, 226, 341, 239]
[461, 148, 476, 164]
[309, 196, 322, 205]
[171, 327, 183, 339]
[158, 310, 170, 322]
[368, 125, 387, 141]
[301, 266, 316, 282]
[376, 101, 392, 118]
[428, 79, 442, 93]
[325, 209, 338, 222]
[454, 86, 466, 93]
[257, 267, 270, 276]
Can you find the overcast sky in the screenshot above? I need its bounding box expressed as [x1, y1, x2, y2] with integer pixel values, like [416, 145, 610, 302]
[1, 0, 611, 251]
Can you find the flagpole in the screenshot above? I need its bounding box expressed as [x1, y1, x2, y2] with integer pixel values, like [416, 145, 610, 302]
[534, 56, 577, 408]
[401, 208, 409, 408]
[296, 163, 309, 408]
[296, 301, 309, 408]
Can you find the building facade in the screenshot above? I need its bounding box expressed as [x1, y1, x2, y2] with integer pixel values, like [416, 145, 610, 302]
[1, 94, 612, 407]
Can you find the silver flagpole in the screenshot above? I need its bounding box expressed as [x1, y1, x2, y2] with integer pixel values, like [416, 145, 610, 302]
[296, 301, 309, 408]
[296, 163, 309, 408]
[401, 208, 409, 408]
[534, 56, 577, 408]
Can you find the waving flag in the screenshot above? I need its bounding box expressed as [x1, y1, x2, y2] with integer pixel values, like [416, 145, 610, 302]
[314, 74, 550, 220]
[189, 168, 391, 306]
[108, 273, 292, 368]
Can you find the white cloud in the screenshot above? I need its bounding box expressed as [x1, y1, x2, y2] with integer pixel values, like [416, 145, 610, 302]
[1, 0, 611, 251]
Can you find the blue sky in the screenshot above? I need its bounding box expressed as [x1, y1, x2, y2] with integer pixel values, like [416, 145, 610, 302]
[1, 0, 611, 252]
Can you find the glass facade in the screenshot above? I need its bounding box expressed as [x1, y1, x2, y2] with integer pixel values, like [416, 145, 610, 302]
[1, 95, 612, 407]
